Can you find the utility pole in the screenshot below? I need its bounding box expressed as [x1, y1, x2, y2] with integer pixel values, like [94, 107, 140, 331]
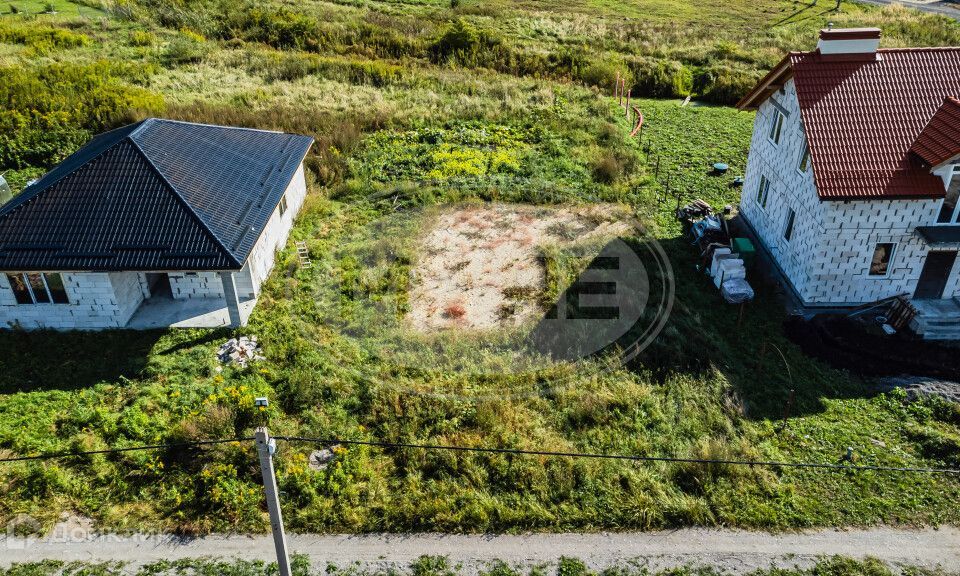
[255, 421, 291, 576]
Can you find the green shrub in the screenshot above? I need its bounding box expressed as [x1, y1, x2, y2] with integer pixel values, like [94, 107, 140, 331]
[0, 21, 91, 51]
[591, 151, 623, 184]
[627, 57, 693, 98]
[695, 64, 761, 105]
[224, 6, 328, 51]
[128, 30, 156, 47]
[161, 34, 207, 65]
[430, 19, 510, 69]
[577, 59, 622, 91]
[0, 61, 162, 169]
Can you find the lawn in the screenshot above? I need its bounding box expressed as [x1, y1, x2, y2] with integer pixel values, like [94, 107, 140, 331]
[1, 556, 954, 576]
[0, 0, 959, 535]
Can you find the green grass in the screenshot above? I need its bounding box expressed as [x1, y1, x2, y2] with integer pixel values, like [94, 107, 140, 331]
[0, 0, 958, 535]
[1, 555, 955, 576]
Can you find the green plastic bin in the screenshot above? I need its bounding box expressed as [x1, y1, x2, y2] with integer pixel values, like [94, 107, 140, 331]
[731, 237, 756, 269]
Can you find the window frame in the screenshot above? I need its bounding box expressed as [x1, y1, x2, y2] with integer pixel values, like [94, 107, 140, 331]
[278, 194, 289, 217]
[797, 143, 810, 174]
[768, 109, 785, 146]
[3, 272, 70, 305]
[755, 175, 771, 211]
[868, 243, 897, 278]
[935, 164, 960, 225]
[783, 207, 796, 242]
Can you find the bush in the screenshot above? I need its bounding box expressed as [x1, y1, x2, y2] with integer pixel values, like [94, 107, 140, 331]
[161, 34, 207, 65]
[0, 61, 163, 169]
[128, 30, 156, 47]
[429, 19, 510, 69]
[591, 151, 623, 184]
[0, 21, 90, 51]
[577, 59, 622, 91]
[627, 57, 693, 98]
[695, 64, 761, 105]
[224, 6, 328, 51]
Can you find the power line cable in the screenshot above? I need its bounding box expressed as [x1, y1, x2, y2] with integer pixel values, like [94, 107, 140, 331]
[273, 435, 960, 476]
[3, 434, 958, 476]
[0, 437, 254, 464]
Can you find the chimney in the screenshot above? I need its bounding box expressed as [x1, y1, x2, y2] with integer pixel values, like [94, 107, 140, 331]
[817, 27, 881, 61]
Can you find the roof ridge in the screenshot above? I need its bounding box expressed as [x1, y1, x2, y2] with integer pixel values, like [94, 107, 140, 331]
[147, 117, 298, 137]
[125, 137, 243, 269]
[0, 124, 140, 221]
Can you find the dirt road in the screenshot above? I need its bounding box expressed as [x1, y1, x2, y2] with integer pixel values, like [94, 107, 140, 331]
[3, 528, 959, 573]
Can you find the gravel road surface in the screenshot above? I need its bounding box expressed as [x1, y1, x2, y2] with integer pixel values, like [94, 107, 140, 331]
[2, 528, 959, 573]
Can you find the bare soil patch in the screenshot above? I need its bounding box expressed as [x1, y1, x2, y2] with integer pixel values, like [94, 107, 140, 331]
[408, 203, 636, 332]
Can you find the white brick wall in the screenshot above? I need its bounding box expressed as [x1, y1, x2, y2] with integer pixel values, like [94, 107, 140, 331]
[807, 199, 942, 304]
[0, 272, 140, 329]
[168, 271, 224, 299]
[240, 163, 308, 298]
[740, 79, 825, 301]
[110, 271, 145, 324]
[0, 161, 310, 330]
[740, 80, 959, 305]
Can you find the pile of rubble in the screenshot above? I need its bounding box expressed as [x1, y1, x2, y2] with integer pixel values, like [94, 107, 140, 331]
[875, 375, 960, 404]
[217, 336, 264, 367]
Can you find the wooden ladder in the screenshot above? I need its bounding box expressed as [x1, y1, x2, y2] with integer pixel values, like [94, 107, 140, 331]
[295, 241, 312, 269]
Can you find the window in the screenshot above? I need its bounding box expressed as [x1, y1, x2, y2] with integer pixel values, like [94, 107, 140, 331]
[44, 273, 68, 303]
[783, 207, 796, 241]
[755, 175, 771, 210]
[4, 272, 69, 304]
[937, 168, 960, 224]
[278, 194, 288, 217]
[797, 143, 810, 173]
[6, 273, 32, 304]
[768, 109, 785, 145]
[869, 243, 896, 276]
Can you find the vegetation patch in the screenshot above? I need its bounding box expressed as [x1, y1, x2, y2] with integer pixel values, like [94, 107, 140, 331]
[0, 0, 958, 536]
[408, 203, 634, 331]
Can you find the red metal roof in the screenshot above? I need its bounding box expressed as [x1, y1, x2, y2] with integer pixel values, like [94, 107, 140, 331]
[911, 97, 960, 168]
[790, 48, 960, 200]
[740, 47, 960, 201]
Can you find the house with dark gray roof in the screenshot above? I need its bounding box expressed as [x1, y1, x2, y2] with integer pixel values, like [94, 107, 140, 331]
[736, 28, 960, 339]
[0, 118, 313, 329]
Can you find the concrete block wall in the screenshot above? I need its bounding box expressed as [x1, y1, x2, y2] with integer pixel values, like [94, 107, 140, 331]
[110, 272, 145, 325]
[805, 199, 942, 304]
[739, 80, 960, 306]
[241, 163, 308, 298]
[0, 272, 133, 329]
[0, 273, 15, 306]
[739, 79, 825, 301]
[168, 272, 225, 299]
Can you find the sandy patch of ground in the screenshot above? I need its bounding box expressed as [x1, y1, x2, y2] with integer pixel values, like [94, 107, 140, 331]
[408, 203, 635, 332]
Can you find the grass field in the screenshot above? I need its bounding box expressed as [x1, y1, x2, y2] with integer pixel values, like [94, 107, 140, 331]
[2, 555, 954, 576]
[0, 0, 959, 535]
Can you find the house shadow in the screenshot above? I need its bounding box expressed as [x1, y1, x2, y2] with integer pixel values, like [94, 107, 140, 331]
[526, 234, 875, 422]
[0, 327, 226, 393]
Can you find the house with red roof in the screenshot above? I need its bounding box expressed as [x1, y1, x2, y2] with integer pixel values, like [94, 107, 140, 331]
[736, 28, 960, 338]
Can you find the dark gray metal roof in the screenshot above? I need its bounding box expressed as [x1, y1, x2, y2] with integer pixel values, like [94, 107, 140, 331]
[0, 118, 313, 271]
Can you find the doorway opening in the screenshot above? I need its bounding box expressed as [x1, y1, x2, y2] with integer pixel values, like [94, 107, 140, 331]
[915, 251, 957, 299]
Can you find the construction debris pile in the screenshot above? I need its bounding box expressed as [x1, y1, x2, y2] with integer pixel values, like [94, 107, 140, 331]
[217, 336, 265, 367]
[678, 198, 755, 305]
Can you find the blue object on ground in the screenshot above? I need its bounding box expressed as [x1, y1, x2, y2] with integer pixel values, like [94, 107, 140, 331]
[713, 162, 729, 173]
